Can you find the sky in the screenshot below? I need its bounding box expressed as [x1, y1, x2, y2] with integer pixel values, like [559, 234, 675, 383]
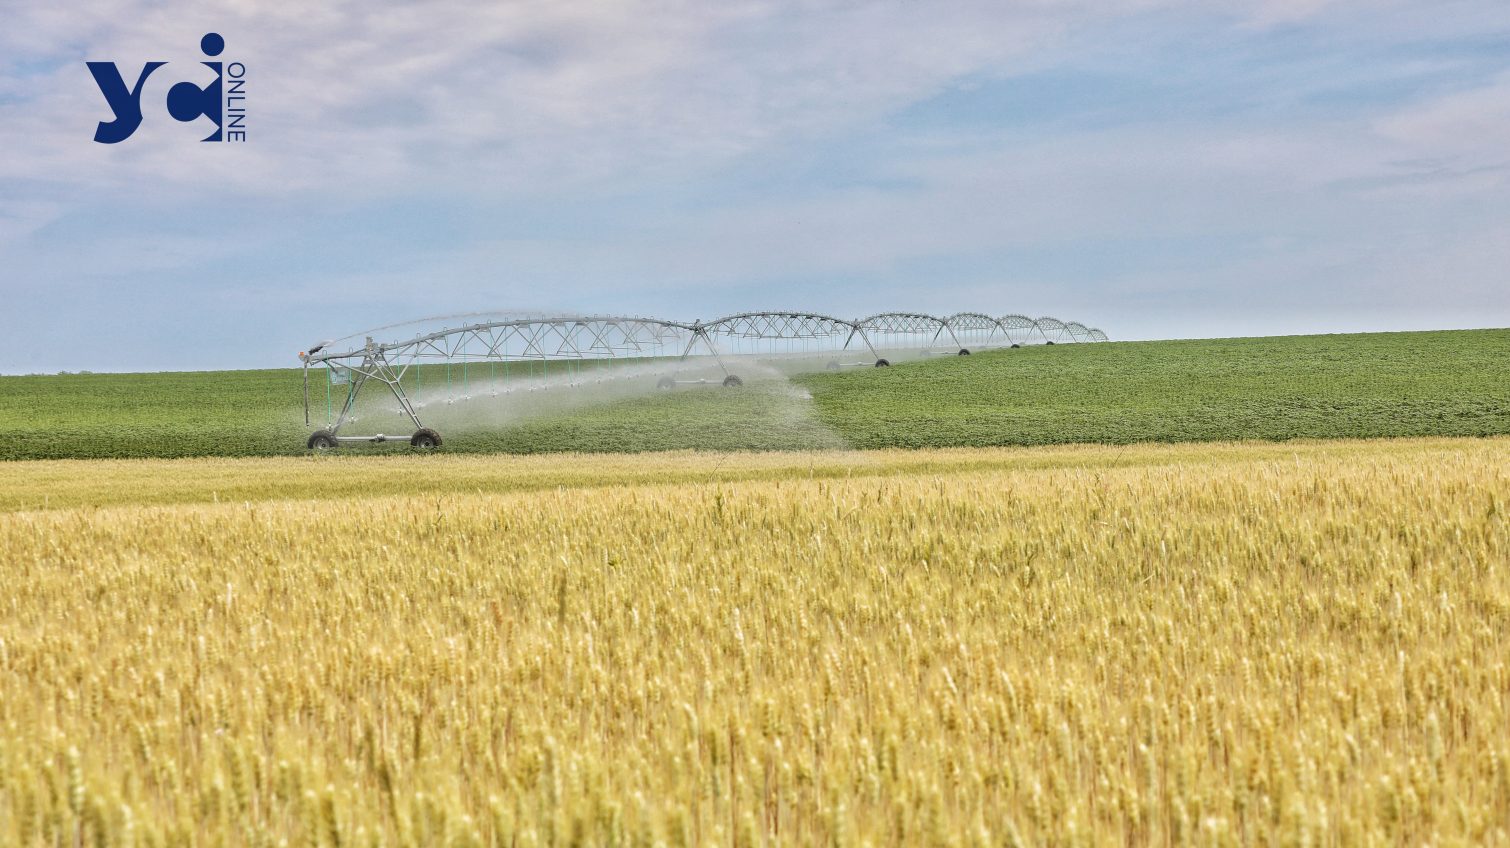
[1, 0, 1508, 373]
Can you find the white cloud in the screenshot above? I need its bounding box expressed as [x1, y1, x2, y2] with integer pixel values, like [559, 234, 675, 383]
[0, 0, 1224, 199]
[1374, 71, 1510, 174]
[3, 0, 1510, 370]
[5, 0, 1505, 202]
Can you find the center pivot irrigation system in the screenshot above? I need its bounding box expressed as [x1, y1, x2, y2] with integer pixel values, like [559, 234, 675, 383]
[299, 311, 1108, 450]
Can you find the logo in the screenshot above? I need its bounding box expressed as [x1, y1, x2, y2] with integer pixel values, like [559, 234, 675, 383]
[87, 33, 246, 144]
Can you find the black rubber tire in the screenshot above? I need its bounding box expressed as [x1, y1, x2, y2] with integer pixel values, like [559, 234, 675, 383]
[1010, 344, 1021, 349]
[307, 430, 338, 451]
[1046, 341, 1056, 345]
[656, 376, 676, 390]
[410, 428, 442, 449]
[722, 374, 744, 388]
[958, 349, 970, 356]
[874, 359, 890, 368]
[825, 360, 841, 371]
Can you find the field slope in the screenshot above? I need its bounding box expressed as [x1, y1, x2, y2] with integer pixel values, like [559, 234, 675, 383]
[804, 329, 1510, 447]
[1, 329, 1505, 459]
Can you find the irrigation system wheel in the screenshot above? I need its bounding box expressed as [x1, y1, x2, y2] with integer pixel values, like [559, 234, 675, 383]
[826, 360, 841, 371]
[307, 430, 338, 451]
[656, 376, 676, 390]
[875, 358, 890, 367]
[958, 349, 970, 356]
[1046, 341, 1056, 345]
[410, 428, 443, 449]
[1010, 344, 1021, 349]
[722, 374, 744, 388]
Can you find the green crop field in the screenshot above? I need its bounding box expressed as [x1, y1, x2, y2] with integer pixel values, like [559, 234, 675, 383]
[1, 329, 1506, 460]
[807, 329, 1510, 448]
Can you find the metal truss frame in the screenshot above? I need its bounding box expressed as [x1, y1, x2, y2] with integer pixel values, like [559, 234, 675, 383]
[695, 311, 880, 362]
[857, 312, 963, 354]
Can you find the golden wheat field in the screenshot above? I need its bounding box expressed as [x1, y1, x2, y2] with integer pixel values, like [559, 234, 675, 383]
[2, 438, 1508, 846]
